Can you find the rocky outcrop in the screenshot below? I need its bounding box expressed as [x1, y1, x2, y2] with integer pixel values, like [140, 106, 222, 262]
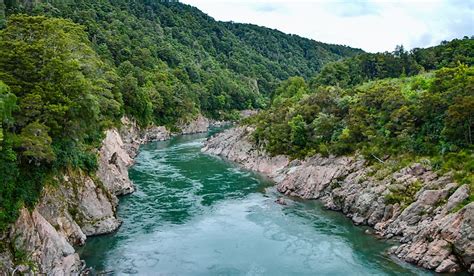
[35, 173, 120, 243]
[179, 115, 209, 135]
[119, 117, 170, 158]
[0, 122, 136, 274]
[202, 126, 474, 273]
[239, 109, 258, 119]
[202, 126, 288, 178]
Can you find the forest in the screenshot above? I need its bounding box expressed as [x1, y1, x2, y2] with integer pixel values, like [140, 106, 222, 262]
[0, 0, 473, 232]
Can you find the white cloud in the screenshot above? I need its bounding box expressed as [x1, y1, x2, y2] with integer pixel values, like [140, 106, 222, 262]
[180, 0, 474, 53]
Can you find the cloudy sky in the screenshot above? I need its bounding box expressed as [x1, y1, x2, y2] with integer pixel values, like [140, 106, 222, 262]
[181, 0, 474, 53]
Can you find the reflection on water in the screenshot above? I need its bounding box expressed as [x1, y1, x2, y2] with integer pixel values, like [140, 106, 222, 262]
[78, 131, 431, 275]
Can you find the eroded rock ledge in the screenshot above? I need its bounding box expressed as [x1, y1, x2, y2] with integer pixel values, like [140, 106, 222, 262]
[0, 115, 210, 275]
[202, 126, 474, 274]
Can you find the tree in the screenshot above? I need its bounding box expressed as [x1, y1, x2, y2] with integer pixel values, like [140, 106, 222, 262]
[272, 77, 308, 105]
[0, 15, 123, 229]
[288, 115, 307, 148]
[443, 96, 474, 146]
[120, 74, 153, 126]
[18, 121, 55, 164]
[0, 0, 5, 28]
[312, 112, 339, 143]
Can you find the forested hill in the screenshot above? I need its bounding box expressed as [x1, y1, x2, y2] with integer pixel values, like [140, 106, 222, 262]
[224, 22, 360, 78]
[2, 0, 362, 121]
[312, 38, 474, 88]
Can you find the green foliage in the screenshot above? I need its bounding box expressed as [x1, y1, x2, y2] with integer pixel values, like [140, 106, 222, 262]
[18, 122, 55, 164]
[272, 77, 308, 105]
[225, 22, 362, 88]
[413, 37, 474, 69]
[120, 73, 153, 126]
[0, 0, 472, 234]
[0, 81, 16, 145]
[0, 15, 121, 135]
[385, 180, 423, 209]
[311, 38, 473, 89]
[0, 15, 116, 231]
[432, 149, 474, 189]
[0, 1, 5, 28]
[288, 115, 307, 150]
[0, 132, 20, 231]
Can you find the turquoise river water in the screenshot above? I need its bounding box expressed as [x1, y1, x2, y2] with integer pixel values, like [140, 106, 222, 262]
[78, 130, 432, 275]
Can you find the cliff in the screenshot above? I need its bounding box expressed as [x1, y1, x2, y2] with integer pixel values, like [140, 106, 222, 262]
[0, 115, 209, 275]
[202, 126, 474, 274]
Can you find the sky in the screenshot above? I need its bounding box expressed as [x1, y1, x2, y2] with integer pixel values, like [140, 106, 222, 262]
[180, 0, 474, 53]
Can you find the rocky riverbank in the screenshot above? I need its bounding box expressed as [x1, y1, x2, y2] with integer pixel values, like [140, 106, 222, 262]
[202, 126, 474, 274]
[0, 115, 211, 275]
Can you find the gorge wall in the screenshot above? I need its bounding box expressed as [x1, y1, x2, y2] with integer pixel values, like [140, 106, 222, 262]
[202, 126, 474, 274]
[0, 116, 210, 275]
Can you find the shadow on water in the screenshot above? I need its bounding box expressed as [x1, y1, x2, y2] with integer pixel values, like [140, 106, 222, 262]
[77, 130, 435, 275]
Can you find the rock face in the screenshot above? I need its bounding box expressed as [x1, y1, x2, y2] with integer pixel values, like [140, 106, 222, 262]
[202, 126, 474, 273]
[119, 116, 170, 158]
[9, 209, 82, 275]
[239, 109, 258, 119]
[98, 129, 135, 196]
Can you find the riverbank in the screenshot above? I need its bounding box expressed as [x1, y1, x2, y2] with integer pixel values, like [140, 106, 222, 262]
[0, 115, 212, 275]
[202, 126, 474, 274]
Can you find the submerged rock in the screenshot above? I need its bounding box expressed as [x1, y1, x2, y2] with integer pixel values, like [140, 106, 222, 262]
[275, 197, 287, 205]
[202, 126, 474, 273]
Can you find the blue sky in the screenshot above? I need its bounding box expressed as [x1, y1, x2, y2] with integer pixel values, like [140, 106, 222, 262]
[181, 0, 474, 53]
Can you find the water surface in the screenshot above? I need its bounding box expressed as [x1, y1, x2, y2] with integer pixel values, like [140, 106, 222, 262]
[79, 131, 430, 275]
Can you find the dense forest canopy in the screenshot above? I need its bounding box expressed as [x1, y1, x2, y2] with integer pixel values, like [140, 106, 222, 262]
[253, 64, 473, 158]
[2, 0, 362, 122]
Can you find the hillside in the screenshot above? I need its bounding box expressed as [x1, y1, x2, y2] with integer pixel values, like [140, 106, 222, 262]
[2, 0, 362, 121]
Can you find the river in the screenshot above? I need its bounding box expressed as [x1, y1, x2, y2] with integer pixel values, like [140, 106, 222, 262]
[78, 130, 430, 275]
